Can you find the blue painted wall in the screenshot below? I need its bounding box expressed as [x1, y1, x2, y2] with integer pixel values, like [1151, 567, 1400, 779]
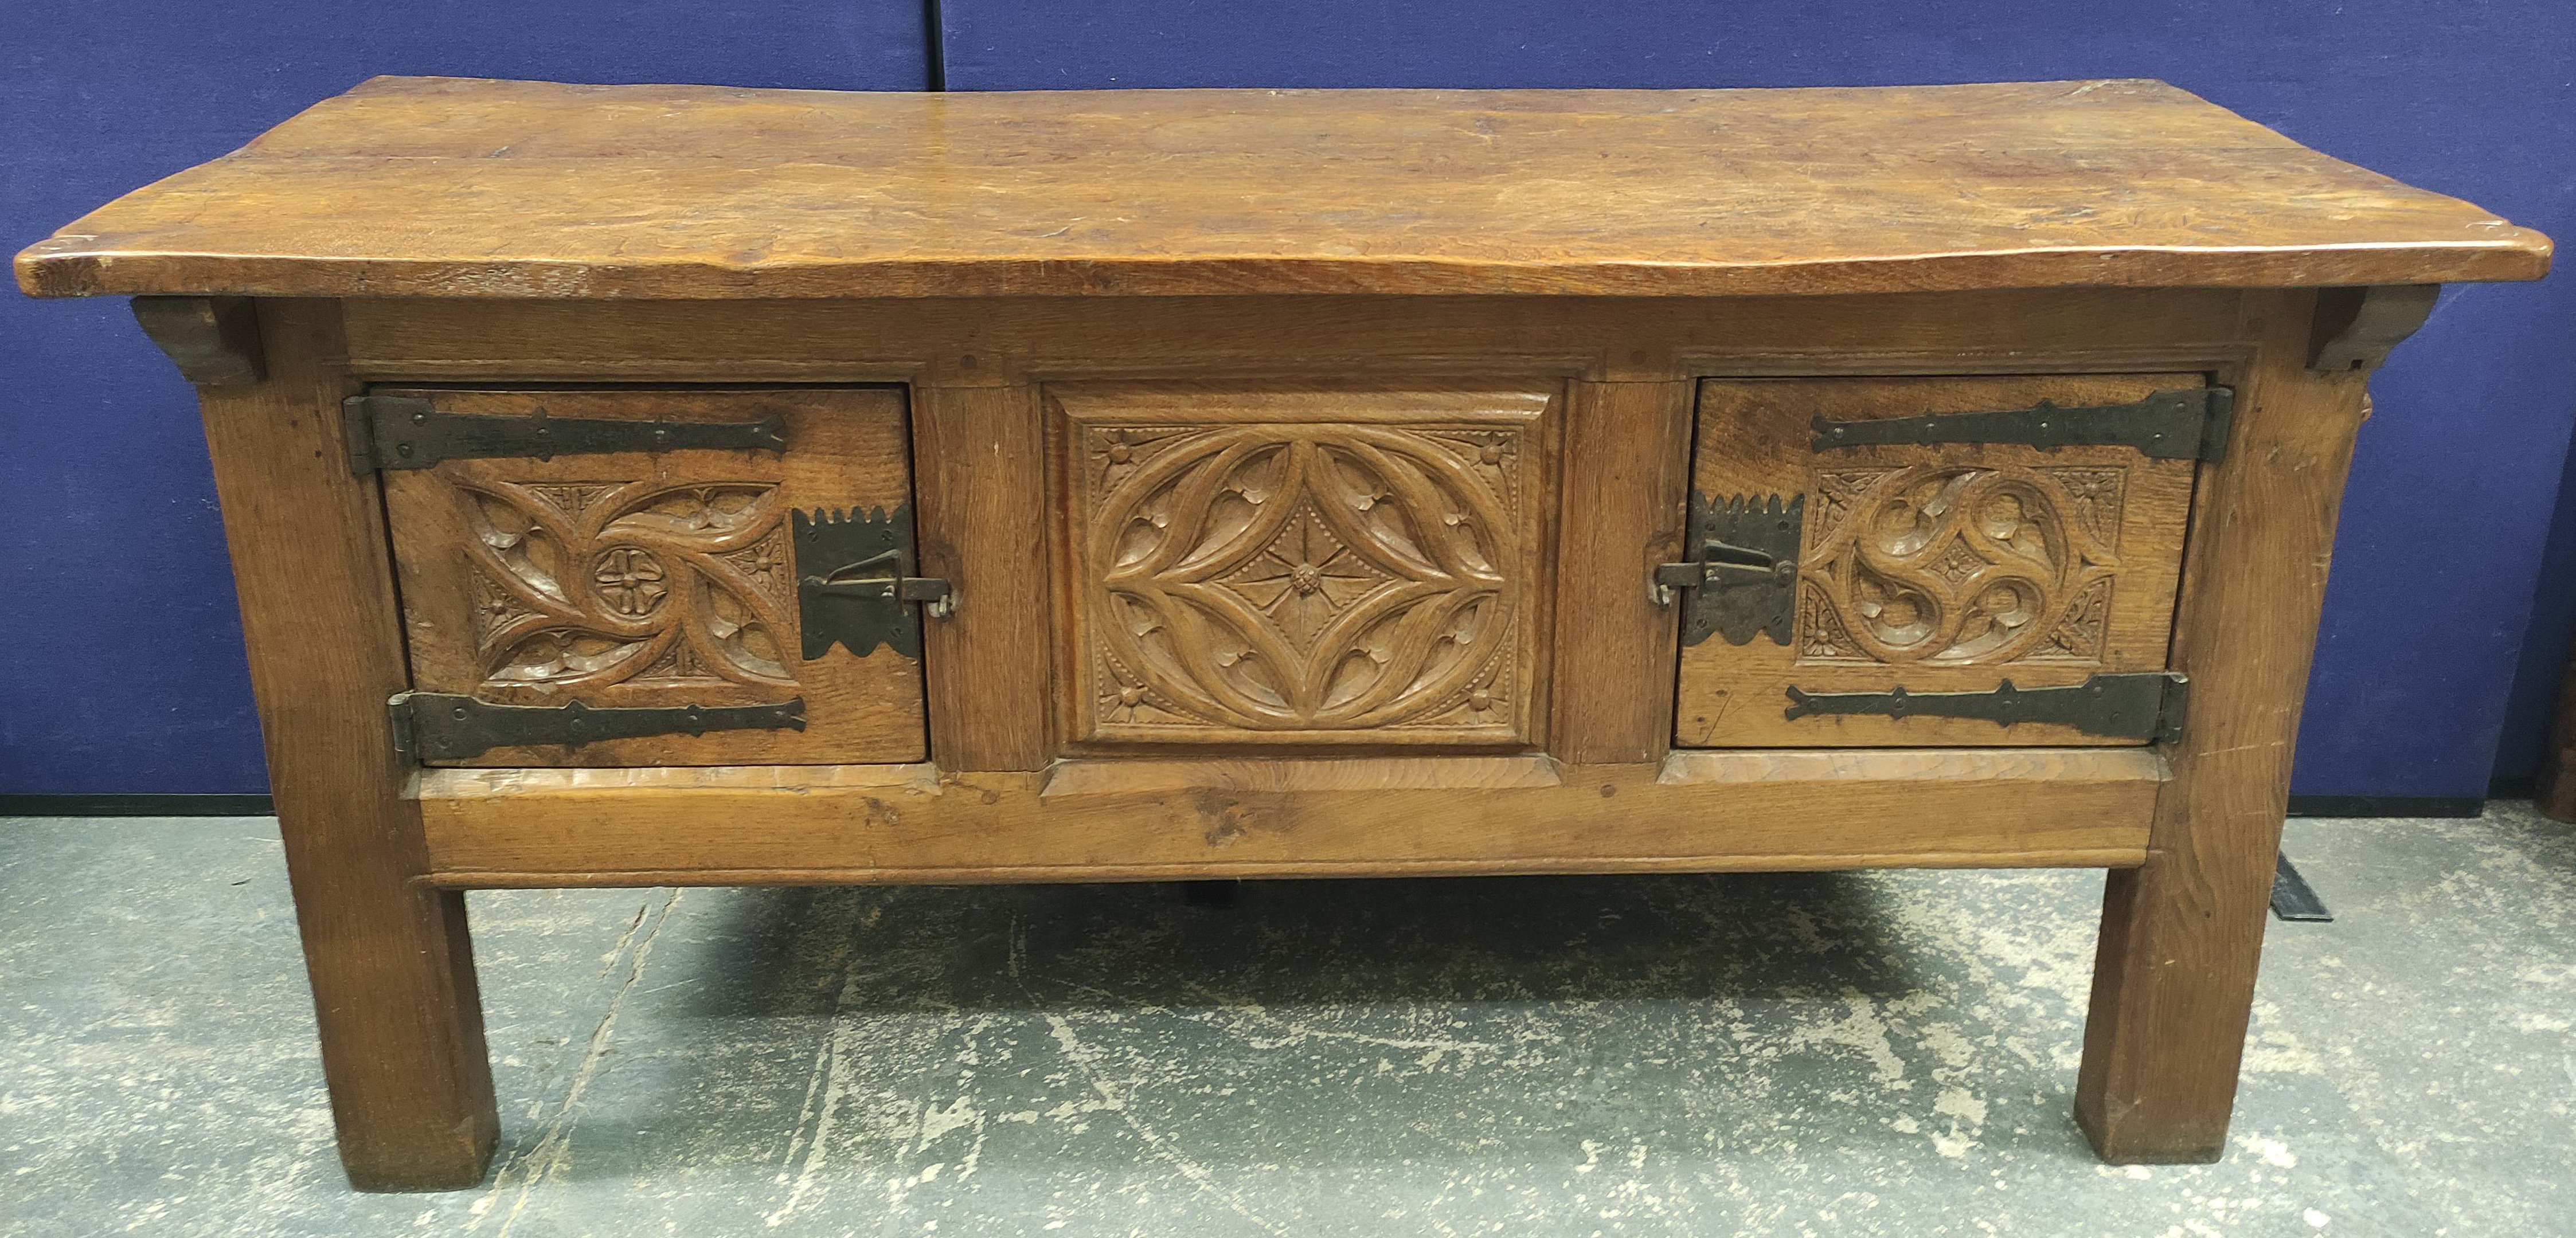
[0, 2, 931, 793]
[6, 1, 2570, 798]
[943, 0, 2576, 800]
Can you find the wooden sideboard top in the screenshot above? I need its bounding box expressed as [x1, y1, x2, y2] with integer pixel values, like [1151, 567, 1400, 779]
[16, 75, 2550, 300]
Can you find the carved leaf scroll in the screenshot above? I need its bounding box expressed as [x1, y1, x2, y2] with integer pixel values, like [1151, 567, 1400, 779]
[456, 479, 796, 691]
[1080, 421, 1529, 738]
[1796, 463, 2124, 666]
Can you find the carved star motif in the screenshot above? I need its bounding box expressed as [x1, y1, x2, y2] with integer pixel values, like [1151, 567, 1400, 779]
[1214, 503, 1394, 652]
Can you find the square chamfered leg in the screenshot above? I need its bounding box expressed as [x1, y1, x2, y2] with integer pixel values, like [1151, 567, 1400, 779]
[182, 299, 499, 1190]
[2074, 292, 2376, 1162]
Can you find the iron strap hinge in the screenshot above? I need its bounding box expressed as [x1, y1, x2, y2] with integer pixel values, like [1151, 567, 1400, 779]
[1810, 387, 2234, 463]
[1780, 672, 2191, 743]
[345, 394, 789, 473]
[793, 505, 953, 661]
[387, 692, 807, 762]
[1654, 493, 1803, 647]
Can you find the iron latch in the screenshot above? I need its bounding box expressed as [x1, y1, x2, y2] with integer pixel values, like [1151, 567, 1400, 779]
[387, 692, 807, 762]
[794, 505, 952, 660]
[345, 395, 789, 473]
[1811, 387, 2233, 463]
[1780, 672, 2189, 742]
[1654, 493, 1803, 647]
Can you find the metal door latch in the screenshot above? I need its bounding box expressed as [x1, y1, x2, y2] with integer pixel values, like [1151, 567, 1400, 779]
[1653, 493, 1803, 647]
[793, 505, 952, 660]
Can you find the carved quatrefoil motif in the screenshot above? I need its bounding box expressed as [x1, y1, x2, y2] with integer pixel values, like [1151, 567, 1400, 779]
[1085, 424, 1526, 735]
[459, 480, 796, 689]
[1799, 464, 2124, 665]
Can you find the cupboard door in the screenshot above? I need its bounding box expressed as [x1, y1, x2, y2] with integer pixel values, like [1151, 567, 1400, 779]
[381, 387, 927, 766]
[1676, 375, 2203, 747]
[1050, 381, 1556, 750]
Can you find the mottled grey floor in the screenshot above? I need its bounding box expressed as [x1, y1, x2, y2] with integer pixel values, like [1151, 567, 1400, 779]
[2, 808, 2570, 1237]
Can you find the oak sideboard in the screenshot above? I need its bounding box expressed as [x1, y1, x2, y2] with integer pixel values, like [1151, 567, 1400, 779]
[18, 75, 2551, 1190]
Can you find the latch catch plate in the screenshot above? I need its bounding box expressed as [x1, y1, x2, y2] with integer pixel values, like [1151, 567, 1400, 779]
[1656, 493, 1803, 647]
[793, 505, 951, 660]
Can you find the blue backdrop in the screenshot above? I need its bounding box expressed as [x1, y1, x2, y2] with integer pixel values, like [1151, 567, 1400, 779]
[5, 0, 2570, 800]
[0, 2, 930, 793]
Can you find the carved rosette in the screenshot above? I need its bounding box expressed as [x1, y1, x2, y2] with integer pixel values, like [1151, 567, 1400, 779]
[1081, 422, 1526, 738]
[455, 480, 796, 690]
[1796, 464, 2124, 665]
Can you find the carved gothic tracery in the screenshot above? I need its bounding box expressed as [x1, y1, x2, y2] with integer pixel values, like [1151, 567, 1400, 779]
[1080, 421, 1529, 736]
[456, 479, 796, 689]
[1797, 463, 2125, 665]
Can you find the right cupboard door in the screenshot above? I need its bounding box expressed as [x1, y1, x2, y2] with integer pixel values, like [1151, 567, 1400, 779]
[1675, 374, 2209, 747]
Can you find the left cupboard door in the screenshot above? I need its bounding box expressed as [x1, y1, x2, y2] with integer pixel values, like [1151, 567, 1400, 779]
[377, 387, 928, 766]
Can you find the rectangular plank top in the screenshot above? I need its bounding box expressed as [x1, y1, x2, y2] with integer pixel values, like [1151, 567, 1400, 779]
[16, 75, 2551, 300]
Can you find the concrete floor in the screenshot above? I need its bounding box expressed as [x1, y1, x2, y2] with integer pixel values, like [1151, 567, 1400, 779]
[2, 809, 2569, 1237]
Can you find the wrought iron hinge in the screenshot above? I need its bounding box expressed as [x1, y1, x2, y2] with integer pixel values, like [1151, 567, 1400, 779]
[794, 505, 952, 660]
[1654, 493, 1803, 647]
[1810, 387, 2234, 463]
[345, 394, 789, 473]
[1780, 672, 2190, 742]
[387, 692, 806, 762]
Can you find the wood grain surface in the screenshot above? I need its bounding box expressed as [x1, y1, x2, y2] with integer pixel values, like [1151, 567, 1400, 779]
[412, 748, 2164, 884]
[335, 288, 2258, 387]
[1551, 379, 1694, 763]
[16, 76, 2548, 300]
[912, 382, 1056, 770]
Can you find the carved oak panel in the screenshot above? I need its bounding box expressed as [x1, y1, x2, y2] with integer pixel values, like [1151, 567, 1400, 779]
[459, 480, 794, 691]
[382, 387, 925, 766]
[1051, 382, 1555, 749]
[1679, 374, 2200, 747]
[1798, 463, 2124, 666]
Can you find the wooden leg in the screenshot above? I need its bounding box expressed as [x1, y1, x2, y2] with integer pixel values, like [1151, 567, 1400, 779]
[192, 299, 498, 1189]
[2536, 633, 2576, 821]
[2074, 292, 2370, 1162]
[2076, 849, 2286, 1162]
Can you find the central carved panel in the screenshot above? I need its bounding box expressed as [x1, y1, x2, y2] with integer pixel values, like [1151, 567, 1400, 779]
[1054, 383, 1551, 747]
